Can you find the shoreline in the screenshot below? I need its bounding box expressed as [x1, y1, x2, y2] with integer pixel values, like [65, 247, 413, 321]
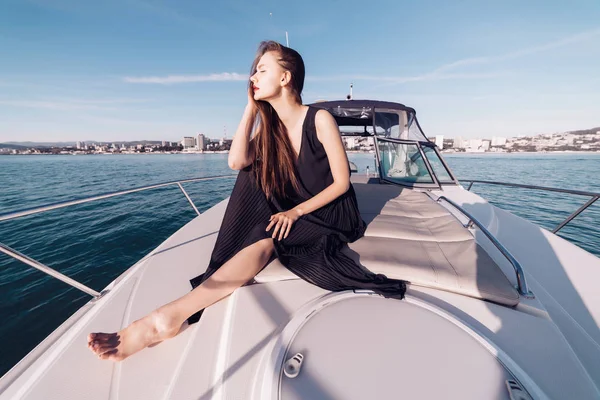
[0, 150, 377, 156]
[3, 150, 600, 156]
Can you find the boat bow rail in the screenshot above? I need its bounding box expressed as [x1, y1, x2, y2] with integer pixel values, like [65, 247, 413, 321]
[461, 179, 599, 234]
[0, 174, 237, 299]
[430, 195, 533, 298]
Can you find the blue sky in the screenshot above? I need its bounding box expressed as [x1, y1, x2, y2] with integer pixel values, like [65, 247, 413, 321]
[1, 0, 599, 142]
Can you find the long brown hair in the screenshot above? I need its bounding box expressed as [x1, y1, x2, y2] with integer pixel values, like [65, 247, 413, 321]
[248, 41, 305, 200]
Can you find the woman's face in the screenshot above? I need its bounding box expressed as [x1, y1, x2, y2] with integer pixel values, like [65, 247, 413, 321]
[250, 51, 287, 101]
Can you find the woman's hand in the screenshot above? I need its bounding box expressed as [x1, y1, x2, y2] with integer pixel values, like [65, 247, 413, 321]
[247, 87, 257, 110]
[266, 209, 302, 241]
[228, 90, 257, 170]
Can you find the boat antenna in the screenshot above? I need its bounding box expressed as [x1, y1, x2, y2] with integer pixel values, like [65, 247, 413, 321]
[269, 13, 289, 47]
[346, 82, 353, 100]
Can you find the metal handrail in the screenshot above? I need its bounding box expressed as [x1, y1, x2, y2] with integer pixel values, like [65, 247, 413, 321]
[461, 179, 599, 234]
[0, 243, 102, 298]
[0, 174, 237, 223]
[432, 195, 534, 299]
[0, 173, 237, 298]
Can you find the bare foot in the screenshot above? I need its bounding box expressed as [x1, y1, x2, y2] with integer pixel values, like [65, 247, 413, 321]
[87, 309, 183, 361]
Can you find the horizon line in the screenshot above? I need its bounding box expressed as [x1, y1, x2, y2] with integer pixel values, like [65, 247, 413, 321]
[3, 125, 599, 146]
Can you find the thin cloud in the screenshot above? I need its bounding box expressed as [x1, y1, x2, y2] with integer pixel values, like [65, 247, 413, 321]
[50, 97, 152, 105]
[434, 27, 600, 73]
[307, 72, 506, 86]
[121, 28, 597, 88]
[123, 72, 248, 84]
[363, 28, 599, 87]
[124, 69, 506, 87]
[0, 100, 115, 111]
[0, 97, 152, 110]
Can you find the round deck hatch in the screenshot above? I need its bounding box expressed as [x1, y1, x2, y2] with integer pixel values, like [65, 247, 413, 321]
[276, 295, 521, 400]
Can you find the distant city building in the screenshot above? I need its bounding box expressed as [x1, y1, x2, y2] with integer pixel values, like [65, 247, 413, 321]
[453, 137, 465, 149]
[344, 137, 359, 149]
[491, 137, 507, 147]
[359, 137, 375, 150]
[464, 139, 483, 152]
[162, 140, 168, 147]
[196, 133, 206, 150]
[435, 135, 444, 150]
[218, 137, 233, 147]
[76, 141, 85, 149]
[182, 137, 195, 149]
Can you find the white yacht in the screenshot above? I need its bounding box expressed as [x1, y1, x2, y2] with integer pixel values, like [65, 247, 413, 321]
[1, 100, 599, 399]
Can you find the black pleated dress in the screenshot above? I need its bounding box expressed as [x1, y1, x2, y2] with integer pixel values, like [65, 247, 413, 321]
[187, 106, 406, 324]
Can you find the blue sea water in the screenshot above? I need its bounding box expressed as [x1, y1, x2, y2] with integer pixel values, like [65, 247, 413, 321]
[0, 152, 598, 377]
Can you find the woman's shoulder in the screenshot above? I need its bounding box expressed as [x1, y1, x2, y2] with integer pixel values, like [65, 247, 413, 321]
[313, 108, 337, 128]
[311, 107, 332, 117]
[312, 108, 339, 143]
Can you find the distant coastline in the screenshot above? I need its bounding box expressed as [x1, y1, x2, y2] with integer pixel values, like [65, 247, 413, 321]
[0, 151, 229, 156]
[3, 125, 599, 155]
[2, 149, 600, 156]
[1, 150, 375, 156]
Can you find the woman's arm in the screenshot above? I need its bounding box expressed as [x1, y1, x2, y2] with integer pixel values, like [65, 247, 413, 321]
[293, 109, 350, 216]
[228, 102, 257, 170]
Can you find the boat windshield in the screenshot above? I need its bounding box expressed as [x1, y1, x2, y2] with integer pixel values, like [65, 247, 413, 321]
[421, 145, 454, 183]
[377, 140, 434, 184]
[372, 108, 455, 186]
[374, 108, 428, 141]
[320, 101, 456, 186]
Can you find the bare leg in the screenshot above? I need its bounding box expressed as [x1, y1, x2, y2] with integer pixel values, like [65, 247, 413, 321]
[88, 238, 274, 361]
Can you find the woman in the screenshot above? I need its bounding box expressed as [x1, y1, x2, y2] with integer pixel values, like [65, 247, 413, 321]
[87, 41, 406, 361]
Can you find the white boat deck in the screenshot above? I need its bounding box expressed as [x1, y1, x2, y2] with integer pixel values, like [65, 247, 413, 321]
[1, 178, 599, 399]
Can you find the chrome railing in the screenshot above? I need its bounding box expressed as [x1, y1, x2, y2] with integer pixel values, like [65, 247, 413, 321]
[0, 174, 237, 299]
[461, 179, 599, 234]
[431, 194, 534, 299]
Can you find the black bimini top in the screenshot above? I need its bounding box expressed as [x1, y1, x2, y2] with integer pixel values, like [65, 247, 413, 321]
[308, 99, 426, 142]
[309, 99, 416, 114]
[308, 99, 415, 129]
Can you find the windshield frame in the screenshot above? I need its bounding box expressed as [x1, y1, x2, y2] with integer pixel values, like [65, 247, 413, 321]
[311, 100, 459, 188]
